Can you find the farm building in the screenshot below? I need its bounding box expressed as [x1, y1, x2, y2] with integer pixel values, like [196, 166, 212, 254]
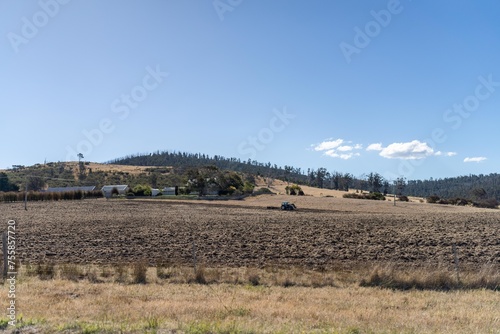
[162, 186, 178, 196]
[46, 186, 96, 192]
[101, 185, 129, 197]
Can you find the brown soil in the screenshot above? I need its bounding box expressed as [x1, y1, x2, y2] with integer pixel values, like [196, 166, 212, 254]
[1, 197, 499, 270]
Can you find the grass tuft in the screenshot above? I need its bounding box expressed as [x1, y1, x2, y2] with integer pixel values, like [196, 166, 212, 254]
[114, 262, 128, 283]
[131, 260, 148, 284]
[194, 267, 207, 285]
[0, 319, 9, 330]
[34, 262, 55, 280]
[60, 263, 84, 281]
[248, 274, 260, 286]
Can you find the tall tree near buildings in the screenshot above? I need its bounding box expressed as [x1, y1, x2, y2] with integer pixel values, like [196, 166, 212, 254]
[27, 176, 45, 191]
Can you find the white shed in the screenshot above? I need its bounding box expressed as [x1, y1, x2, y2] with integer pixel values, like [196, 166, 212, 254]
[162, 186, 178, 196]
[101, 185, 129, 198]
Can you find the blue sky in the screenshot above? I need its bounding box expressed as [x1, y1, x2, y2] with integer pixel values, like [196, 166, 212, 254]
[1, 0, 499, 180]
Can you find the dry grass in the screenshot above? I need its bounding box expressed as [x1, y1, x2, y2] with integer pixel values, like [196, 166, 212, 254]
[254, 176, 357, 198]
[1, 265, 499, 333]
[74, 162, 162, 176]
[360, 265, 500, 291]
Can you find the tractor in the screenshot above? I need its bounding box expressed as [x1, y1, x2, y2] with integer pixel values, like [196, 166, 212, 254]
[281, 201, 297, 210]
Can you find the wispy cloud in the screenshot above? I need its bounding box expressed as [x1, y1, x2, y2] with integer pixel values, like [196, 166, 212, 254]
[367, 140, 455, 160]
[313, 139, 362, 160]
[436, 151, 457, 157]
[464, 157, 487, 163]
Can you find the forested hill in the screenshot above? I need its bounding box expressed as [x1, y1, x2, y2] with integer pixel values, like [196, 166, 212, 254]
[109, 151, 500, 200]
[108, 151, 308, 184]
[405, 174, 500, 200]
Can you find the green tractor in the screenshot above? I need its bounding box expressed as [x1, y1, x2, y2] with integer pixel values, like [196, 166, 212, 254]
[281, 201, 297, 210]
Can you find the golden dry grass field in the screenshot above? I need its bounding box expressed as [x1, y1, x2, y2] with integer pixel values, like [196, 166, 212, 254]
[0, 195, 499, 333]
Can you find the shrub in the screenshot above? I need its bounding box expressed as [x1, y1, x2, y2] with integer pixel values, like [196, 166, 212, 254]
[398, 195, 409, 202]
[367, 192, 386, 200]
[242, 181, 255, 194]
[449, 197, 469, 206]
[344, 192, 385, 200]
[193, 267, 207, 284]
[248, 274, 260, 286]
[473, 198, 499, 209]
[427, 195, 440, 203]
[254, 187, 274, 195]
[133, 185, 152, 197]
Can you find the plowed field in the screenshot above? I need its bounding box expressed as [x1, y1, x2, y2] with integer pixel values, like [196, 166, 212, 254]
[1, 196, 499, 270]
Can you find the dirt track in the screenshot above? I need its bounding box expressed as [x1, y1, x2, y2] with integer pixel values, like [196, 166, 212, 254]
[1, 197, 499, 270]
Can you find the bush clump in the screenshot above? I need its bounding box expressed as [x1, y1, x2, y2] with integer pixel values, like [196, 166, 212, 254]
[132, 185, 152, 196]
[426, 195, 440, 204]
[473, 198, 499, 209]
[253, 187, 274, 195]
[343, 192, 385, 201]
[398, 195, 409, 202]
[285, 184, 303, 196]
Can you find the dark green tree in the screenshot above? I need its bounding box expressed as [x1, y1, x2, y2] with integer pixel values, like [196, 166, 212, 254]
[0, 172, 19, 191]
[27, 176, 45, 191]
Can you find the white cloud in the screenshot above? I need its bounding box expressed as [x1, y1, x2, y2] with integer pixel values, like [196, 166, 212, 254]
[313, 139, 343, 151]
[337, 145, 354, 152]
[315, 139, 455, 161]
[464, 157, 487, 163]
[325, 150, 360, 160]
[379, 140, 435, 159]
[313, 138, 362, 160]
[367, 140, 455, 160]
[366, 143, 383, 151]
